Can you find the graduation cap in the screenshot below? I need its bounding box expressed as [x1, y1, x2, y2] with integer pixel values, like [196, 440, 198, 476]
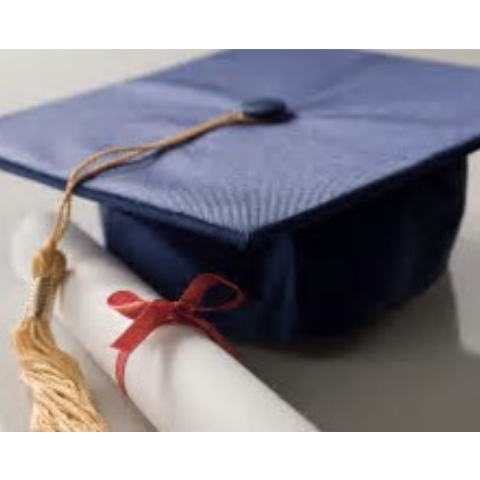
[2, 50, 480, 430]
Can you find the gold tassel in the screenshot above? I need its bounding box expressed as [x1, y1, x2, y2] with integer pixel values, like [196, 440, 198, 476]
[12, 244, 108, 432]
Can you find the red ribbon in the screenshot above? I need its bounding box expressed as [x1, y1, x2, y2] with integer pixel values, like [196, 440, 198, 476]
[107, 273, 245, 395]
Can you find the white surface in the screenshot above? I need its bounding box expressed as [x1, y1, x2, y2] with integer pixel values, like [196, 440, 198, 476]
[1, 50, 480, 431]
[12, 214, 316, 432]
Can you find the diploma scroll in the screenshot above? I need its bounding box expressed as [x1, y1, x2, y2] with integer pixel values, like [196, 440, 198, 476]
[12, 214, 317, 432]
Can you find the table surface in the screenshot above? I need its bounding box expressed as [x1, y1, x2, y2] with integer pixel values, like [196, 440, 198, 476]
[2, 50, 480, 432]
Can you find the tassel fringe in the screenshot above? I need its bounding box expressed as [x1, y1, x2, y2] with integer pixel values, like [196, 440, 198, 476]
[12, 246, 108, 432]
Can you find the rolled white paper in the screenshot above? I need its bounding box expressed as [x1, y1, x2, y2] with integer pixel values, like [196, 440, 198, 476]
[12, 214, 317, 432]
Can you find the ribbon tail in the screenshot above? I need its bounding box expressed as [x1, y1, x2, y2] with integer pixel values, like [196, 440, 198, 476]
[115, 351, 129, 396]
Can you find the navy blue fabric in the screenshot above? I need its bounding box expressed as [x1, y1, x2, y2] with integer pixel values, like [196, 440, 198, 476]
[0, 50, 477, 341]
[102, 158, 467, 340]
[0, 50, 479, 241]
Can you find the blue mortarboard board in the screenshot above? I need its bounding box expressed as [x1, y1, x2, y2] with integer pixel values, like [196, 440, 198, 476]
[0, 49, 479, 342]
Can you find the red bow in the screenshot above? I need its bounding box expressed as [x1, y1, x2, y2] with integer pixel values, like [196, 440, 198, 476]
[108, 273, 245, 395]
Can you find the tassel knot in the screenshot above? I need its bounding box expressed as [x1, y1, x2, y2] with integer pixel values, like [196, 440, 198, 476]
[32, 245, 67, 281]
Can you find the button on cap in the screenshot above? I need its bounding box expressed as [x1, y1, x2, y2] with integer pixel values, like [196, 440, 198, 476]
[241, 98, 291, 122]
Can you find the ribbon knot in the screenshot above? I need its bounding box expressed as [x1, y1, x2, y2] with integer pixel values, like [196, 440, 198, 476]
[108, 273, 245, 395]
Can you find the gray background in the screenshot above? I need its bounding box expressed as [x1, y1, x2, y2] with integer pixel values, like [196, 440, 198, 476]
[1, 50, 480, 431]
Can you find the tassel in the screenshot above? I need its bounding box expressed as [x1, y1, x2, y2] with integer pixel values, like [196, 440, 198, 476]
[12, 244, 108, 432]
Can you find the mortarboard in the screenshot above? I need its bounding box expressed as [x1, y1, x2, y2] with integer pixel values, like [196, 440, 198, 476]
[1, 50, 480, 346]
[4, 49, 480, 431]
